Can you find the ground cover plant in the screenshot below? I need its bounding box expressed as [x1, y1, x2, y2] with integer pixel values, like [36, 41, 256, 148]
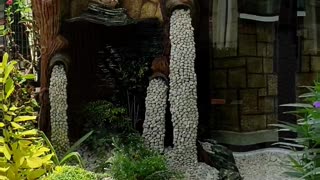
[272, 80, 320, 179]
[103, 134, 184, 180]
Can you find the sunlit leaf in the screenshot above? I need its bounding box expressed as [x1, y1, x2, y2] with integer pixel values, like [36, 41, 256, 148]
[0, 105, 7, 112]
[3, 144, 11, 160]
[32, 147, 50, 157]
[22, 74, 35, 80]
[4, 115, 11, 121]
[10, 122, 25, 130]
[7, 111, 16, 116]
[42, 153, 54, 163]
[14, 116, 37, 122]
[26, 157, 42, 168]
[12, 148, 24, 167]
[18, 140, 32, 147]
[0, 175, 9, 180]
[2, 53, 8, 67]
[18, 129, 38, 136]
[9, 106, 18, 111]
[27, 169, 46, 180]
[0, 123, 4, 128]
[5, 77, 14, 99]
[6, 168, 16, 180]
[3, 61, 17, 82]
[0, 166, 9, 172]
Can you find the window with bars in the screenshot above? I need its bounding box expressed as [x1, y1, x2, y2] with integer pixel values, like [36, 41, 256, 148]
[0, 2, 4, 49]
[11, 12, 30, 58]
[0, 2, 30, 58]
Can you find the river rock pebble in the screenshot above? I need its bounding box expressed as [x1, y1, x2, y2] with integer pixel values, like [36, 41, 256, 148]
[142, 78, 168, 152]
[49, 65, 70, 156]
[168, 8, 198, 170]
[234, 148, 300, 180]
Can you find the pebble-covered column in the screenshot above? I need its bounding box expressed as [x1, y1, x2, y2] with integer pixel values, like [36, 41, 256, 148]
[49, 65, 70, 156]
[142, 78, 168, 152]
[168, 9, 198, 169]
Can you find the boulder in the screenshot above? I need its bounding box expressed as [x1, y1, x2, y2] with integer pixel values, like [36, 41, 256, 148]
[197, 139, 242, 180]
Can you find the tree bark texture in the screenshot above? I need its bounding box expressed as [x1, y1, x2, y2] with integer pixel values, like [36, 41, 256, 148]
[31, 0, 68, 133]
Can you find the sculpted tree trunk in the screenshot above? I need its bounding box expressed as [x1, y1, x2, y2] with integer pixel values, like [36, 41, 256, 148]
[31, 0, 68, 133]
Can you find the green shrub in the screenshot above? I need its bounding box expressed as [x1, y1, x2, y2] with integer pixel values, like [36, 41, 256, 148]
[81, 100, 128, 128]
[104, 134, 182, 180]
[0, 53, 92, 179]
[271, 81, 320, 179]
[43, 166, 107, 180]
[0, 53, 54, 180]
[79, 100, 131, 150]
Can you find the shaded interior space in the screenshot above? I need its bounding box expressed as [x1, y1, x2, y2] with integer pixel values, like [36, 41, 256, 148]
[60, 19, 164, 139]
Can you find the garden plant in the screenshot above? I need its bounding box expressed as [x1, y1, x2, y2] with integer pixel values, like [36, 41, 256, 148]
[272, 80, 320, 179]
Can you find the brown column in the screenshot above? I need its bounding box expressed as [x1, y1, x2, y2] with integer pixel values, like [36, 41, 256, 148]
[31, 0, 68, 133]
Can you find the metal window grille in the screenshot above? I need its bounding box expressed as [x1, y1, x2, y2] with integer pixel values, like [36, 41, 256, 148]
[11, 8, 30, 58]
[0, 3, 5, 52]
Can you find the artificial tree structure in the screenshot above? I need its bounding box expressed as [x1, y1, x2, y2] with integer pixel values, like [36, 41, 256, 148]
[31, 0, 68, 133]
[143, 0, 199, 171]
[32, 0, 200, 166]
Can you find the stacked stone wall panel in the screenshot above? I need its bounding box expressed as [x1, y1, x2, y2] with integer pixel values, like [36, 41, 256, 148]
[211, 20, 278, 132]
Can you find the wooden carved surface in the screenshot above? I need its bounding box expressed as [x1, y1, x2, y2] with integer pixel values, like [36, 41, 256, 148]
[70, 0, 163, 21]
[120, 0, 163, 21]
[31, 0, 68, 133]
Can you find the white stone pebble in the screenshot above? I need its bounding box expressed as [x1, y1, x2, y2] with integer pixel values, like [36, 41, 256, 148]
[143, 78, 168, 152]
[168, 8, 198, 169]
[77, 146, 111, 172]
[49, 65, 70, 155]
[234, 148, 300, 180]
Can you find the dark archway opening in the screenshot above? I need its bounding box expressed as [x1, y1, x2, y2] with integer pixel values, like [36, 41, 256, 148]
[61, 20, 164, 140]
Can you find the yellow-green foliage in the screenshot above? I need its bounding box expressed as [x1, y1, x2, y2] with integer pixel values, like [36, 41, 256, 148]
[43, 166, 101, 180]
[0, 53, 54, 180]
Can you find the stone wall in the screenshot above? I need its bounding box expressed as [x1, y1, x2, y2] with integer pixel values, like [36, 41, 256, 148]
[211, 20, 278, 132]
[297, 1, 320, 97]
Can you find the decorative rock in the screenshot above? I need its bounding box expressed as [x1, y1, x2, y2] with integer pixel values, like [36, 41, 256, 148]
[142, 78, 168, 152]
[198, 139, 242, 180]
[167, 8, 198, 170]
[77, 146, 111, 172]
[49, 65, 70, 156]
[178, 163, 219, 180]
